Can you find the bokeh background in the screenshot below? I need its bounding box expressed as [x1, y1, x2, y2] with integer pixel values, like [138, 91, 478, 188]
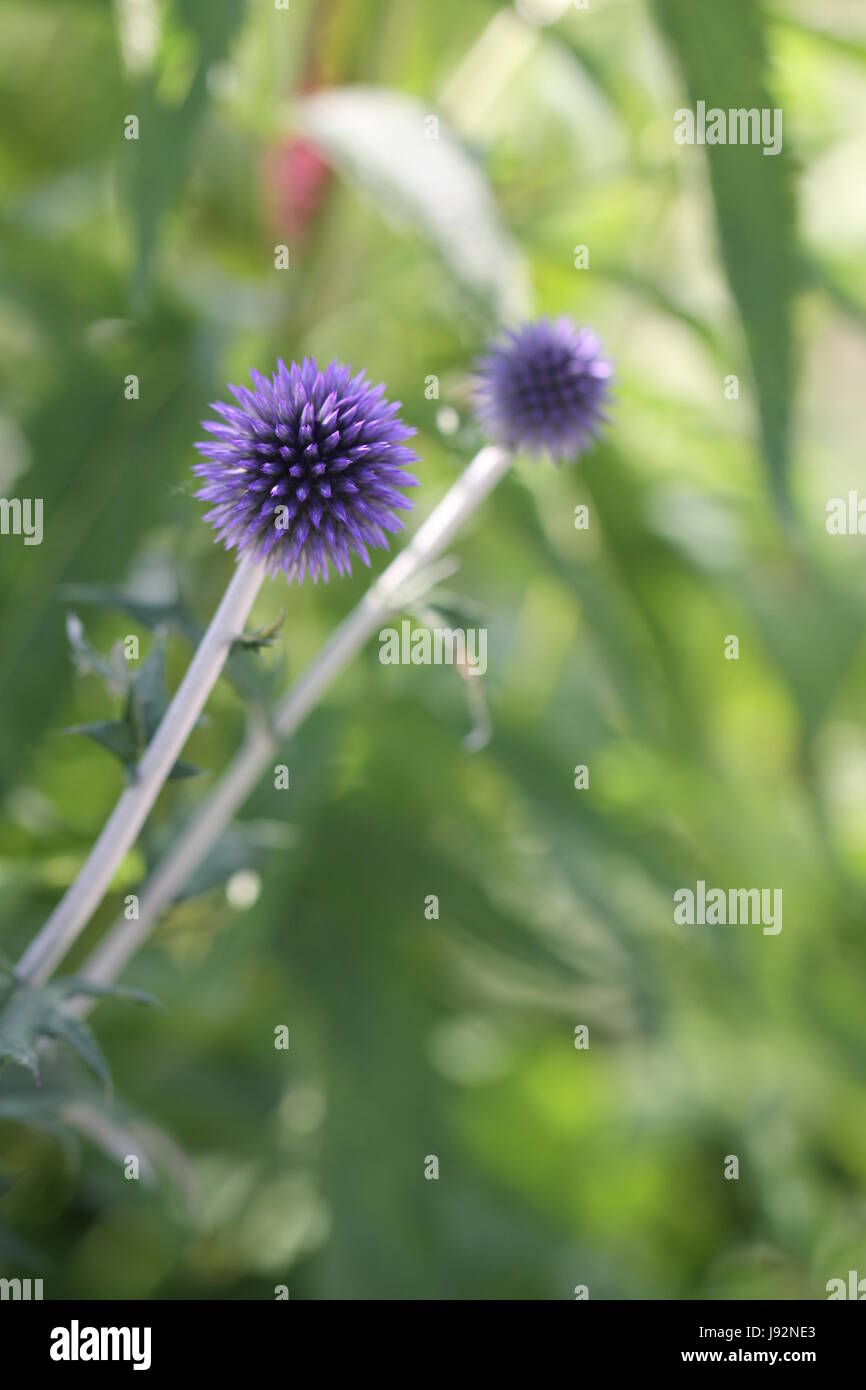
[1, 0, 866, 1300]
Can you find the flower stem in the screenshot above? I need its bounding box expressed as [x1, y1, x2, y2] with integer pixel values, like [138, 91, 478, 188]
[73, 445, 512, 997]
[17, 555, 267, 985]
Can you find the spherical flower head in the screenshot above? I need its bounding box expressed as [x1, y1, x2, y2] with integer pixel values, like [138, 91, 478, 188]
[474, 317, 612, 462]
[194, 358, 419, 582]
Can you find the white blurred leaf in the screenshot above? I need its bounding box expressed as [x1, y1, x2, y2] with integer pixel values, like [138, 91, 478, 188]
[295, 86, 530, 322]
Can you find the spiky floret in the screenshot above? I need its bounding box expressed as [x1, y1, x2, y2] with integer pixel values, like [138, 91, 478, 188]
[194, 358, 419, 581]
[474, 317, 612, 462]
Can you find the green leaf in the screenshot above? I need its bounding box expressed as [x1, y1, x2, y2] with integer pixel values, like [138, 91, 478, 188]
[408, 587, 485, 631]
[119, 0, 248, 301]
[126, 638, 205, 780]
[171, 826, 259, 902]
[0, 967, 158, 1089]
[65, 613, 129, 699]
[295, 86, 530, 323]
[127, 636, 172, 749]
[59, 584, 283, 711]
[63, 719, 139, 769]
[58, 584, 201, 645]
[232, 609, 286, 652]
[403, 593, 492, 752]
[63, 633, 203, 780]
[167, 759, 207, 782]
[652, 0, 797, 513]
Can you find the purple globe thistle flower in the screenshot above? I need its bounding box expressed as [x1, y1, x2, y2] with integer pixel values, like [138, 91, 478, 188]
[474, 317, 612, 462]
[194, 358, 419, 582]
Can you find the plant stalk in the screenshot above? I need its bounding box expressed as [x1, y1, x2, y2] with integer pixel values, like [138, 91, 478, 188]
[17, 555, 267, 985]
[74, 445, 512, 999]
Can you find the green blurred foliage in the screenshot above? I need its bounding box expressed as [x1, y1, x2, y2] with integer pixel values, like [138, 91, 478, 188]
[1, 0, 865, 1299]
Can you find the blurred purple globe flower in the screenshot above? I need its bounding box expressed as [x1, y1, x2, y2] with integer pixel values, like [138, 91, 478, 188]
[474, 317, 612, 461]
[195, 358, 419, 582]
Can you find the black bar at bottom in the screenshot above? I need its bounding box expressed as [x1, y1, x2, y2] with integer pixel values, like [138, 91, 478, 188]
[0, 1298, 862, 1374]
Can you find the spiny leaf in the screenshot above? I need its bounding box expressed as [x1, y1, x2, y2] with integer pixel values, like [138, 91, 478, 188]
[59, 584, 284, 710]
[406, 596, 491, 751]
[59, 584, 201, 645]
[166, 759, 206, 781]
[65, 613, 128, 699]
[0, 967, 158, 1089]
[44, 1014, 110, 1088]
[49, 979, 159, 1008]
[63, 719, 139, 768]
[408, 587, 485, 630]
[233, 609, 286, 652]
[63, 631, 204, 780]
[126, 639, 205, 780]
[127, 636, 174, 749]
